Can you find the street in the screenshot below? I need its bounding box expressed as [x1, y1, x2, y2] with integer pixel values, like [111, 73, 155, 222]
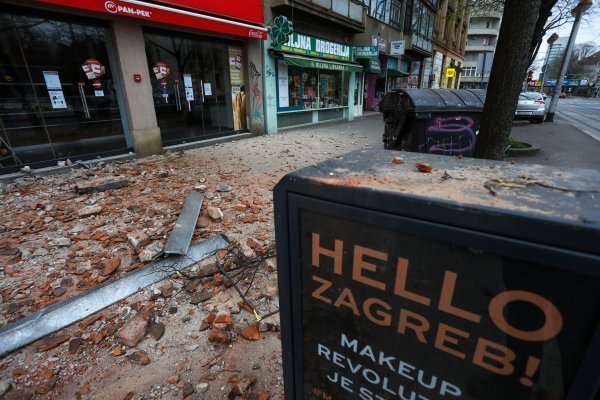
[552, 97, 600, 142]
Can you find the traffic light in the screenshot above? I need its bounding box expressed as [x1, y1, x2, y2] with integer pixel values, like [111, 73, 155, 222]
[527, 70, 533, 83]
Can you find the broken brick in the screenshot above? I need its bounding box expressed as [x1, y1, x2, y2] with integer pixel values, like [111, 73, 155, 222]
[116, 316, 148, 347]
[207, 328, 230, 344]
[34, 335, 70, 351]
[127, 351, 150, 365]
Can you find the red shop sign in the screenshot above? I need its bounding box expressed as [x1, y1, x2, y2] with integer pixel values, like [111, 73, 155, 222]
[152, 0, 263, 25]
[34, 0, 267, 40]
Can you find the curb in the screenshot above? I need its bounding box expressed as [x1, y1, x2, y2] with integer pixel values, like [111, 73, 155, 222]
[506, 144, 541, 157]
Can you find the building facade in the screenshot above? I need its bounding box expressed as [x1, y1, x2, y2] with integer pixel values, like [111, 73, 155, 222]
[0, 0, 267, 173]
[430, 0, 470, 89]
[263, 0, 366, 132]
[459, 9, 502, 89]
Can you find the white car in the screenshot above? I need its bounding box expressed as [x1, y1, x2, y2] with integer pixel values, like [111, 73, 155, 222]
[515, 92, 547, 123]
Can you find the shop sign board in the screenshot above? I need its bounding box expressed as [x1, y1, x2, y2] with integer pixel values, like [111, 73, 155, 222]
[274, 150, 600, 400]
[151, 0, 263, 25]
[390, 40, 405, 56]
[35, 0, 267, 40]
[446, 68, 456, 78]
[355, 46, 379, 59]
[371, 36, 388, 53]
[274, 33, 353, 62]
[387, 57, 398, 71]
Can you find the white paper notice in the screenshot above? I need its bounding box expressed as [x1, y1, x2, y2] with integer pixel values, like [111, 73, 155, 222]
[277, 61, 289, 108]
[43, 71, 62, 90]
[49, 91, 67, 109]
[183, 74, 193, 88]
[94, 90, 105, 97]
[203, 83, 212, 96]
[185, 87, 194, 101]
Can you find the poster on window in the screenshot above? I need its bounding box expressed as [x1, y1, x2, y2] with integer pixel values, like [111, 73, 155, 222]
[81, 59, 105, 80]
[183, 74, 194, 101]
[203, 83, 212, 96]
[48, 90, 67, 109]
[43, 71, 62, 90]
[153, 61, 170, 79]
[228, 46, 246, 131]
[278, 61, 289, 108]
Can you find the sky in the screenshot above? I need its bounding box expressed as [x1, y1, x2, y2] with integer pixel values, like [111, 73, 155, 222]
[533, 5, 600, 78]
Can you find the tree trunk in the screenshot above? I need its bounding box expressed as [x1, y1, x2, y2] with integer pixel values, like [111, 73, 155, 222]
[474, 0, 542, 160]
[528, 0, 559, 66]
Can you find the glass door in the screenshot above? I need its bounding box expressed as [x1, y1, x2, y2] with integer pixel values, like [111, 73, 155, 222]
[144, 29, 239, 145]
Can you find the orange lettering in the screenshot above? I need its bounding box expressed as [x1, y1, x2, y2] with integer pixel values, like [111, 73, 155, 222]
[394, 258, 431, 306]
[439, 271, 481, 323]
[311, 275, 333, 304]
[363, 298, 392, 326]
[473, 338, 515, 375]
[312, 233, 343, 274]
[353, 245, 387, 290]
[398, 309, 430, 344]
[333, 288, 360, 316]
[434, 323, 469, 360]
[489, 290, 563, 341]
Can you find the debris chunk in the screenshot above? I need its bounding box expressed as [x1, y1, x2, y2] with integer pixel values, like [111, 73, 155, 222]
[75, 176, 129, 194]
[116, 316, 148, 347]
[415, 162, 433, 173]
[34, 335, 70, 351]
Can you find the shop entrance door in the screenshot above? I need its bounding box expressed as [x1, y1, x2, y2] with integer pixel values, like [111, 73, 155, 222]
[144, 29, 243, 145]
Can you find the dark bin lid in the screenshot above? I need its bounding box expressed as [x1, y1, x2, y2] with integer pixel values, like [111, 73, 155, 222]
[391, 89, 486, 113]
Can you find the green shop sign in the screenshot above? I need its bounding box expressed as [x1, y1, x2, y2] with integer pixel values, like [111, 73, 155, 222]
[274, 33, 353, 62]
[355, 46, 378, 59]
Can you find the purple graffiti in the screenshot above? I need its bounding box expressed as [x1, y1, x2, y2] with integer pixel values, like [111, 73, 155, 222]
[425, 115, 476, 156]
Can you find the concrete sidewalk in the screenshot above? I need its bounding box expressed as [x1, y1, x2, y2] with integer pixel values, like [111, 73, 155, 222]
[508, 116, 600, 170]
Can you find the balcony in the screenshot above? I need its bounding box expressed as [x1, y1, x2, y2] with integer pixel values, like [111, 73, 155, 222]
[270, 0, 366, 32]
[467, 28, 499, 36]
[465, 44, 496, 52]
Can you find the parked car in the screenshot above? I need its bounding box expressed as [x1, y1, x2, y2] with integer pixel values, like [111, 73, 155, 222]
[559, 92, 567, 99]
[515, 92, 546, 123]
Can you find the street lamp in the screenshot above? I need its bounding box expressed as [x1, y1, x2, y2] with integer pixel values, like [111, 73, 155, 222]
[540, 32, 558, 94]
[546, 0, 593, 122]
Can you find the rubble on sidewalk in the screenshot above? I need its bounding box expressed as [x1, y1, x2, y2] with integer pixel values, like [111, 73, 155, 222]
[0, 124, 375, 399]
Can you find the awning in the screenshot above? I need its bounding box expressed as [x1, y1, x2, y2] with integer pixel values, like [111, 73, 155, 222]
[35, 0, 268, 40]
[282, 54, 363, 73]
[387, 69, 410, 77]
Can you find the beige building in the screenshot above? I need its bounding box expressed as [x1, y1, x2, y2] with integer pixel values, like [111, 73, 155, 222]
[429, 0, 470, 88]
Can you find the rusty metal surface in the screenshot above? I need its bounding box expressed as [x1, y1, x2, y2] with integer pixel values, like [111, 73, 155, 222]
[164, 190, 204, 255]
[0, 234, 229, 357]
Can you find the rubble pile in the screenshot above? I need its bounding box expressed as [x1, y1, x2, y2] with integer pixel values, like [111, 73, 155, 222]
[0, 126, 375, 399]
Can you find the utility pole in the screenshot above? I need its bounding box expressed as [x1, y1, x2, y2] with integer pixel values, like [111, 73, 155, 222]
[546, 0, 593, 122]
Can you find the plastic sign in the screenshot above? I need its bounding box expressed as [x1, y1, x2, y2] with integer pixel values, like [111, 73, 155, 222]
[81, 59, 105, 80]
[390, 40, 405, 56]
[269, 15, 293, 47]
[153, 62, 170, 79]
[446, 68, 456, 78]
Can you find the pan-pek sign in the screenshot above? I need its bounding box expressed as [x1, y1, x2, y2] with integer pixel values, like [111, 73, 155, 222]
[274, 150, 600, 400]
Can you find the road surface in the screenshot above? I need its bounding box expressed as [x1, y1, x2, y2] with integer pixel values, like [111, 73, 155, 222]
[554, 97, 600, 142]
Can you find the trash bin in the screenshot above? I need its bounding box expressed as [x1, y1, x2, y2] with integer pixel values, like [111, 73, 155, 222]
[379, 89, 486, 157]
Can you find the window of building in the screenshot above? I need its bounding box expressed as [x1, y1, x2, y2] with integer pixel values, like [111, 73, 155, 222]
[461, 67, 476, 77]
[360, 0, 403, 27]
[486, 20, 491, 28]
[276, 61, 349, 111]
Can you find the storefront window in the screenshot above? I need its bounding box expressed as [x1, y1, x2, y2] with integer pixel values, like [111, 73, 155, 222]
[0, 7, 127, 169]
[144, 29, 243, 145]
[276, 62, 349, 111]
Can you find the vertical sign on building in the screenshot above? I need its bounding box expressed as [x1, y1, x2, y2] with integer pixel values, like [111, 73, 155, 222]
[277, 61, 289, 108]
[229, 46, 246, 130]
